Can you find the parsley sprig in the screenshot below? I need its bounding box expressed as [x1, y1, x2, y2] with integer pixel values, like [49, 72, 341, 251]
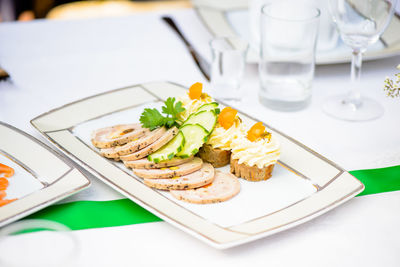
[140, 97, 185, 130]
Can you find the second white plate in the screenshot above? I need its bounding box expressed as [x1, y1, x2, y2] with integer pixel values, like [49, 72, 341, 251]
[0, 122, 91, 227]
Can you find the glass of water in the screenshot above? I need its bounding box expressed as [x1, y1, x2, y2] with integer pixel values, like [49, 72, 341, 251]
[249, 0, 337, 51]
[209, 37, 248, 101]
[259, 2, 320, 111]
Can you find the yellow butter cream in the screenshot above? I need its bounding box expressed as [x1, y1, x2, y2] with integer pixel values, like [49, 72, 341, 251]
[231, 133, 280, 169]
[207, 119, 246, 150]
[177, 93, 213, 122]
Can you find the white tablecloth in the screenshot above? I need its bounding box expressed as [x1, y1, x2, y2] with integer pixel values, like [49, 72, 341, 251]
[0, 9, 399, 267]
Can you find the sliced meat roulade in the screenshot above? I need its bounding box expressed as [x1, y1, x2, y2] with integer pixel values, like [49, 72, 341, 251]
[91, 123, 149, 149]
[170, 171, 240, 204]
[143, 163, 214, 190]
[99, 147, 120, 159]
[117, 127, 167, 156]
[98, 126, 167, 159]
[124, 156, 193, 169]
[133, 157, 202, 179]
[119, 127, 178, 161]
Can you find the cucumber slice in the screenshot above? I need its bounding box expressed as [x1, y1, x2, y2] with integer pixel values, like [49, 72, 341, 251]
[177, 124, 209, 158]
[197, 102, 220, 114]
[181, 110, 217, 133]
[148, 132, 185, 163]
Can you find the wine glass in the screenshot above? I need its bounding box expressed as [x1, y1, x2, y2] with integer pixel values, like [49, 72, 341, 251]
[323, 0, 398, 121]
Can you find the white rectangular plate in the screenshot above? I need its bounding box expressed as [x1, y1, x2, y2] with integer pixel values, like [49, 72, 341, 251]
[0, 122, 91, 227]
[31, 81, 364, 249]
[191, 0, 400, 64]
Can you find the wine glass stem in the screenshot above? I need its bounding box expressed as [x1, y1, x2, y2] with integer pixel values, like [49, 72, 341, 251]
[348, 49, 363, 107]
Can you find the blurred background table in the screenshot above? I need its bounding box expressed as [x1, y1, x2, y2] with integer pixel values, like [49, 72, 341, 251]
[0, 3, 399, 267]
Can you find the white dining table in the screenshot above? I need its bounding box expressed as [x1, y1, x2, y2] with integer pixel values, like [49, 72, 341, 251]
[0, 8, 399, 267]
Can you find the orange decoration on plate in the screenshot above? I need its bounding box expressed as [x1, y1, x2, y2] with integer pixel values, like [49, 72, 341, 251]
[218, 107, 238, 130]
[0, 178, 9, 191]
[0, 163, 14, 178]
[247, 122, 266, 142]
[188, 82, 203, 100]
[0, 199, 16, 207]
[0, 163, 17, 207]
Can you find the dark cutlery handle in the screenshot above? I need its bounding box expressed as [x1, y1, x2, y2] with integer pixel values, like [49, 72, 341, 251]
[162, 16, 192, 48]
[162, 15, 210, 81]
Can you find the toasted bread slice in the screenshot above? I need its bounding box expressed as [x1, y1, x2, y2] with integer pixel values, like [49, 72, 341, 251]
[230, 157, 275, 181]
[198, 144, 231, 168]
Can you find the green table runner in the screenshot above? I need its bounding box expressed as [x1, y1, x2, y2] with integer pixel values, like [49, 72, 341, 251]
[26, 165, 400, 230]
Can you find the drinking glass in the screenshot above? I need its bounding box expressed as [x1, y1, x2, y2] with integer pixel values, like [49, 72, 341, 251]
[313, 0, 339, 51]
[249, 0, 337, 51]
[209, 37, 248, 101]
[0, 220, 79, 267]
[323, 0, 398, 121]
[259, 2, 320, 111]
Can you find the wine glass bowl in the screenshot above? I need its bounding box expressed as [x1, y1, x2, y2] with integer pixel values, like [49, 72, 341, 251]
[323, 0, 398, 121]
[333, 0, 394, 49]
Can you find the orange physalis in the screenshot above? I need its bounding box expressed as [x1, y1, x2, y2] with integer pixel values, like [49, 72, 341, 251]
[218, 107, 238, 130]
[247, 122, 266, 142]
[188, 82, 203, 100]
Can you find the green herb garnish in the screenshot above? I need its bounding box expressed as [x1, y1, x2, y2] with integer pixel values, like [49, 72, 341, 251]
[140, 97, 185, 130]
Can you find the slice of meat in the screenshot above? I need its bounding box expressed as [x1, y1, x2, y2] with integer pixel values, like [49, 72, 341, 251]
[117, 127, 167, 156]
[98, 127, 166, 159]
[99, 147, 120, 159]
[119, 127, 179, 161]
[91, 124, 149, 149]
[143, 163, 214, 190]
[170, 170, 240, 204]
[133, 157, 202, 179]
[198, 144, 231, 168]
[124, 156, 194, 169]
